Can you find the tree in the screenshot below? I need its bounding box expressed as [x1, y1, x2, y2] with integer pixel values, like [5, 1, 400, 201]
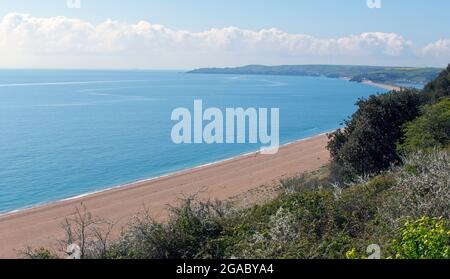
[423, 64, 450, 104]
[399, 98, 450, 154]
[327, 89, 424, 181]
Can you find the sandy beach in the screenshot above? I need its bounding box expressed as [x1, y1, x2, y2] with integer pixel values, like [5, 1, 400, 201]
[362, 80, 402, 91]
[0, 134, 330, 258]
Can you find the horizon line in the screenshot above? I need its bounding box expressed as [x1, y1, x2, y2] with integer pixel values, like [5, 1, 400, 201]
[0, 63, 444, 71]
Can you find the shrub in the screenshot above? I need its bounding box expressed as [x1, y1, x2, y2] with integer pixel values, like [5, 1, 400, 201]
[391, 217, 450, 259]
[380, 150, 450, 225]
[335, 176, 395, 239]
[231, 207, 302, 259]
[327, 89, 424, 182]
[108, 198, 229, 259]
[423, 64, 450, 104]
[280, 167, 330, 193]
[60, 205, 116, 259]
[21, 248, 59, 259]
[399, 98, 450, 154]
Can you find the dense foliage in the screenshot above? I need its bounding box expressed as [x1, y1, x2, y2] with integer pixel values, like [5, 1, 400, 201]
[423, 64, 450, 103]
[399, 98, 450, 154]
[328, 64, 450, 182]
[391, 217, 450, 259]
[350, 68, 441, 85]
[327, 89, 423, 181]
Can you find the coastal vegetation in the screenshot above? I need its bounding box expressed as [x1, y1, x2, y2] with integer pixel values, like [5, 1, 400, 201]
[26, 65, 450, 259]
[327, 64, 450, 182]
[326, 88, 424, 181]
[398, 98, 450, 154]
[188, 65, 442, 87]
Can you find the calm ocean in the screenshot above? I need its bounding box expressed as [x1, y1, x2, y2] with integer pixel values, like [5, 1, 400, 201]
[0, 70, 385, 213]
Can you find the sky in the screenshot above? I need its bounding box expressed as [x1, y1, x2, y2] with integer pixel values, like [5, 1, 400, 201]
[0, 0, 449, 69]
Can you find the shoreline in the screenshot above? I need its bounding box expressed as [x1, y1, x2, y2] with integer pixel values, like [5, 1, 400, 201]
[0, 133, 331, 258]
[361, 80, 402, 91]
[189, 72, 403, 92]
[0, 132, 331, 218]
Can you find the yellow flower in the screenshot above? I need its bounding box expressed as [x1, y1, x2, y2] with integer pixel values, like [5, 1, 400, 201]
[345, 248, 358, 260]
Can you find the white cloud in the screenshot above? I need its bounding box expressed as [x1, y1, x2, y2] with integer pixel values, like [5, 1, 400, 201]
[422, 39, 450, 57]
[0, 13, 447, 68]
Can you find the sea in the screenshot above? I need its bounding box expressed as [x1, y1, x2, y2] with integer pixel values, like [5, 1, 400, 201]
[0, 70, 387, 213]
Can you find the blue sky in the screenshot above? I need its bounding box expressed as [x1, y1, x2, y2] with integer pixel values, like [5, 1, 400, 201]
[0, 0, 449, 68]
[1, 0, 448, 44]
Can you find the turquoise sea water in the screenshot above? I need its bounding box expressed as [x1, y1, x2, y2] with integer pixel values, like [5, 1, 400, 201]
[0, 70, 386, 213]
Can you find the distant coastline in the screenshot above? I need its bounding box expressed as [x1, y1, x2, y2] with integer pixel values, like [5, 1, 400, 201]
[188, 64, 441, 89]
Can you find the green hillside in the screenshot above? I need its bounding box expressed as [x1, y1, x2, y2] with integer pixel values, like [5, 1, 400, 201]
[189, 65, 442, 87]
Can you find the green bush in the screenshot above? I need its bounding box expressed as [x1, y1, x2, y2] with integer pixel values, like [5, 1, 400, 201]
[391, 217, 450, 259]
[22, 248, 59, 259]
[107, 198, 229, 259]
[327, 89, 424, 181]
[423, 64, 450, 104]
[399, 98, 450, 154]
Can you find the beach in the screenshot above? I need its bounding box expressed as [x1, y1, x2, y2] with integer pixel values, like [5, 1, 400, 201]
[0, 133, 330, 258]
[362, 80, 402, 91]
